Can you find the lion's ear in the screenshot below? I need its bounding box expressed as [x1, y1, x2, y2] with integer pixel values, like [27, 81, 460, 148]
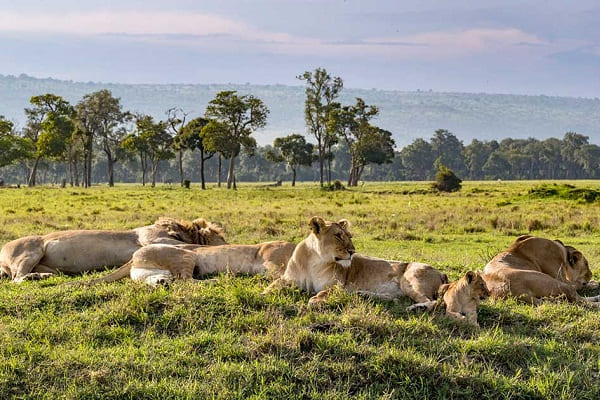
[466, 271, 475, 283]
[568, 250, 581, 266]
[310, 216, 326, 235]
[193, 218, 208, 228]
[337, 219, 351, 231]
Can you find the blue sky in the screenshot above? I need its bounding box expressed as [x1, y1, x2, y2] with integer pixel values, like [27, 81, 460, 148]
[1, 0, 599, 96]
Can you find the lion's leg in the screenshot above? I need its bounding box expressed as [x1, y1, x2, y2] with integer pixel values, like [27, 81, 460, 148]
[130, 267, 174, 287]
[8, 238, 45, 283]
[308, 287, 333, 306]
[406, 300, 438, 312]
[582, 294, 600, 302]
[261, 277, 294, 295]
[32, 264, 59, 274]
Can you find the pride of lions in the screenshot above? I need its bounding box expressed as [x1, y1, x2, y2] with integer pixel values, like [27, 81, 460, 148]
[1, 215, 599, 327]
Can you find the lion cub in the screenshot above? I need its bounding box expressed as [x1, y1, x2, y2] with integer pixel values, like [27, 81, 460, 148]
[439, 271, 490, 327]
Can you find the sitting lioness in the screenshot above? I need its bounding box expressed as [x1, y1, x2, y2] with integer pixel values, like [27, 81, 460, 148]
[83, 241, 296, 287]
[482, 235, 600, 305]
[0, 217, 226, 282]
[438, 271, 490, 327]
[263, 217, 447, 308]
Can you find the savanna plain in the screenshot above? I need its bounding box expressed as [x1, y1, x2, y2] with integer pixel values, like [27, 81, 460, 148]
[0, 181, 599, 399]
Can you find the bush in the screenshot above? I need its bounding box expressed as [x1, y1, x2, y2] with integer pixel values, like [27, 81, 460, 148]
[322, 180, 345, 191]
[183, 180, 191, 189]
[432, 165, 462, 192]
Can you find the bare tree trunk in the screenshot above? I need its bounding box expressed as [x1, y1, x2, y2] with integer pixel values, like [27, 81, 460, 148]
[140, 153, 147, 186]
[107, 156, 115, 187]
[226, 156, 235, 189]
[217, 153, 222, 187]
[200, 149, 206, 190]
[151, 161, 158, 187]
[27, 156, 40, 187]
[178, 149, 184, 186]
[318, 142, 324, 187]
[292, 167, 297, 187]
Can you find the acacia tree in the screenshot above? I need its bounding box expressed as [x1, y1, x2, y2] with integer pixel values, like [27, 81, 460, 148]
[298, 68, 343, 186]
[124, 115, 174, 187]
[203, 91, 268, 189]
[328, 98, 385, 186]
[0, 116, 33, 168]
[166, 108, 189, 186]
[176, 117, 214, 189]
[266, 134, 314, 186]
[74, 90, 129, 187]
[24, 94, 74, 186]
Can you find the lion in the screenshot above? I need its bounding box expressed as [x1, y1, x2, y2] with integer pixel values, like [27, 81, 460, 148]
[263, 217, 447, 308]
[0, 217, 226, 283]
[82, 241, 296, 287]
[437, 271, 490, 327]
[482, 235, 600, 305]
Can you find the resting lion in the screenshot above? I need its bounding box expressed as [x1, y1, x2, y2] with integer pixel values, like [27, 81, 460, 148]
[438, 271, 490, 327]
[0, 217, 226, 282]
[82, 241, 296, 287]
[263, 217, 447, 308]
[482, 235, 600, 305]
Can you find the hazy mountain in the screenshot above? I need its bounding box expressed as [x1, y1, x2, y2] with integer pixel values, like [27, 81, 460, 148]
[1, 74, 599, 147]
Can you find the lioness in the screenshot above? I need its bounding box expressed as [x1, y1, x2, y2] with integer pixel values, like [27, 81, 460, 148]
[438, 271, 490, 327]
[0, 217, 226, 282]
[83, 241, 295, 287]
[482, 235, 600, 305]
[263, 217, 448, 307]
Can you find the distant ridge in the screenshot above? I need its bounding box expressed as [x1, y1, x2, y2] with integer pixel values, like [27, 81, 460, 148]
[1, 74, 599, 147]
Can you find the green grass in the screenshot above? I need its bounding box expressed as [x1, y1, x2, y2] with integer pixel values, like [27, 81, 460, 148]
[1, 181, 600, 399]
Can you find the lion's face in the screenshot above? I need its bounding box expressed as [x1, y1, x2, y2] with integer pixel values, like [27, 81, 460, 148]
[310, 216, 355, 263]
[565, 247, 592, 289]
[466, 271, 490, 300]
[192, 219, 227, 246]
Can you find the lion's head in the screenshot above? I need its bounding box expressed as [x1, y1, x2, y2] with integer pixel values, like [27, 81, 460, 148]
[309, 216, 355, 264]
[155, 217, 227, 245]
[563, 245, 592, 289]
[440, 271, 490, 302]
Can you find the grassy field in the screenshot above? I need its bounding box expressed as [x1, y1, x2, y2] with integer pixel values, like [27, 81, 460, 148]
[0, 181, 599, 399]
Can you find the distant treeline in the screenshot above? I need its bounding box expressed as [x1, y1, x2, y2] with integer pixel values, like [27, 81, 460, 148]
[1, 129, 597, 185]
[1, 67, 597, 187]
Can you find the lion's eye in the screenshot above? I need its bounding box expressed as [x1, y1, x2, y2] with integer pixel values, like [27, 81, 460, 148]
[335, 233, 343, 241]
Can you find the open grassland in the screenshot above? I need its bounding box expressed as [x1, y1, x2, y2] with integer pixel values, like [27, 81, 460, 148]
[1, 181, 599, 399]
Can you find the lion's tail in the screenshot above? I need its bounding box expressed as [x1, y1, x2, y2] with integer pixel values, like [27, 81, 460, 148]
[85, 260, 133, 285]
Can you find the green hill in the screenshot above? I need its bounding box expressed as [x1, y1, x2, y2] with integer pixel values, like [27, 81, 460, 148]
[1, 74, 599, 147]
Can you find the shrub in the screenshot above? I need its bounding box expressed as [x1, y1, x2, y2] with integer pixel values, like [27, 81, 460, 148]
[432, 165, 462, 192]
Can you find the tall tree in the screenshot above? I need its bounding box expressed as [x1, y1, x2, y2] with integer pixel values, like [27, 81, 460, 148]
[203, 91, 268, 189]
[24, 94, 74, 186]
[328, 98, 391, 186]
[74, 90, 129, 187]
[400, 138, 434, 180]
[298, 68, 343, 186]
[0, 116, 33, 168]
[266, 134, 314, 186]
[430, 129, 466, 176]
[127, 115, 175, 187]
[166, 108, 189, 186]
[176, 117, 214, 189]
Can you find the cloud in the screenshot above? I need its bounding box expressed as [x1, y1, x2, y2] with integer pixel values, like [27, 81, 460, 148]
[0, 10, 292, 43]
[0, 10, 549, 60]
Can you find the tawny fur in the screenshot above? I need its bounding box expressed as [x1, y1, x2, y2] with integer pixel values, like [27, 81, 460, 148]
[0, 217, 226, 282]
[482, 235, 600, 305]
[84, 241, 295, 286]
[438, 271, 490, 327]
[263, 217, 447, 307]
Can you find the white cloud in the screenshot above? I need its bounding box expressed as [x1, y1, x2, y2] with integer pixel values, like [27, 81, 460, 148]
[0, 10, 549, 60]
[0, 10, 293, 42]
